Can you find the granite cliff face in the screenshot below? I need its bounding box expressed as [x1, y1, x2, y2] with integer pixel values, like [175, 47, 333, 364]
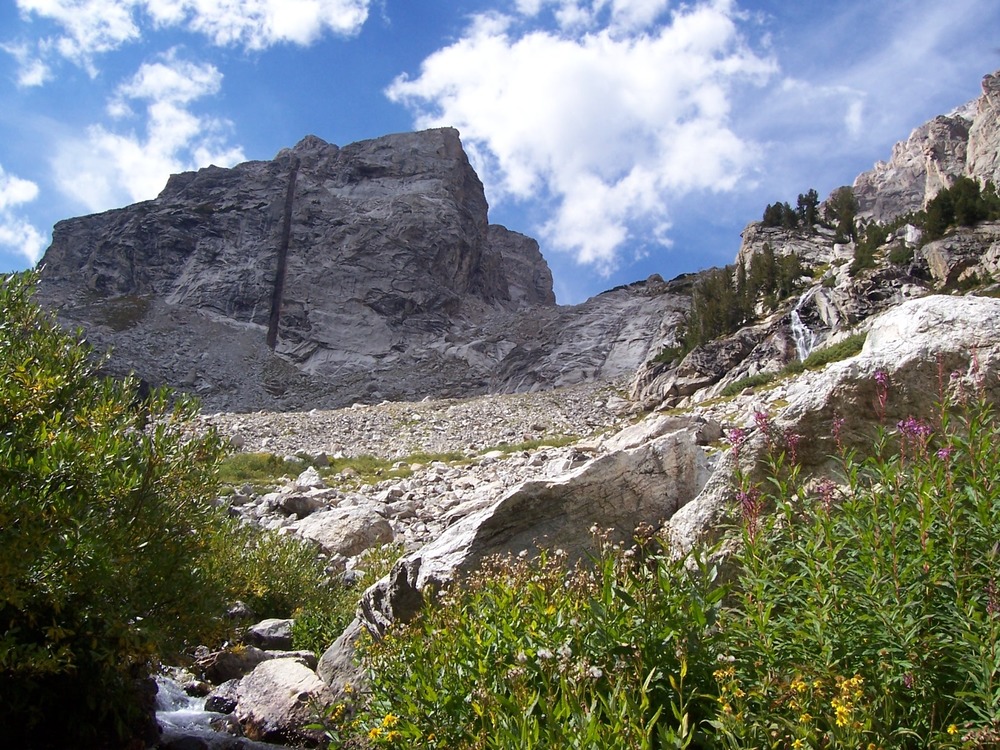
[853, 71, 1000, 222]
[38, 128, 684, 410]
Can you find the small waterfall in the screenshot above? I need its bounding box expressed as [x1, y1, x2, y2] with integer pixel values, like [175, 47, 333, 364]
[791, 288, 818, 361]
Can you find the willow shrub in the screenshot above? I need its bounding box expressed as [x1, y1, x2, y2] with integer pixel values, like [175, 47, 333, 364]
[349, 533, 724, 749]
[0, 273, 332, 747]
[717, 383, 1000, 748]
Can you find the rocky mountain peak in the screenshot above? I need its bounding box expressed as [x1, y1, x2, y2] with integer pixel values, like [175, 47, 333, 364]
[36, 128, 682, 411]
[853, 69, 1000, 222]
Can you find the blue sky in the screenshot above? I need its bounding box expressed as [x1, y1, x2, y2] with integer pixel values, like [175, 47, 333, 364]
[1, 0, 999, 304]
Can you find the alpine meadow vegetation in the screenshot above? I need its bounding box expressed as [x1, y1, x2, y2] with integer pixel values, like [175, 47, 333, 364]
[316, 366, 1000, 749]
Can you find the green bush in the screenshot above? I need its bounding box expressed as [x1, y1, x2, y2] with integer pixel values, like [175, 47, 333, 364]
[0, 272, 231, 746]
[214, 521, 339, 620]
[720, 372, 777, 397]
[793, 331, 867, 372]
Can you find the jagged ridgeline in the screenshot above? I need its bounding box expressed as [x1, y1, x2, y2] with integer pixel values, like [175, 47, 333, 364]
[35, 127, 688, 412]
[632, 70, 1000, 410]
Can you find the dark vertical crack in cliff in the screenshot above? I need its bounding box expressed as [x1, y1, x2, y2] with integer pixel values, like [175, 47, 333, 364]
[267, 158, 299, 349]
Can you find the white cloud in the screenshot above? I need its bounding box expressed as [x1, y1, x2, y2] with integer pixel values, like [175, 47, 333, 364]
[387, 0, 775, 273]
[53, 52, 245, 211]
[145, 0, 370, 49]
[0, 41, 53, 86]
[0, 165, 48, 263]
[9, 0, 370, 77]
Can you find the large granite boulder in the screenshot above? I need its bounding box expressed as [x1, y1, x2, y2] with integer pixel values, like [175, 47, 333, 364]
[352, 414, 721, 638]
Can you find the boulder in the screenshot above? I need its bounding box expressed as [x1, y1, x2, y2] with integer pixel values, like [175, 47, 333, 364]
[204, 678, 240, 714]
[356, 416, 718, 638]
[666, 294, 1000, 550]
[317, 618, 366, 697]
[918, 221, 1000, 287]
[235, 658, 334, 746]
[289, 506, 394, 558]
[243, 618, 294, 651]
[195, 646, 269, 685]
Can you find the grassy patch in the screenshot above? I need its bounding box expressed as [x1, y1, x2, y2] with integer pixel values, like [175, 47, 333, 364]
[720, 372, 777, 398]
[717, 332, 867, 400]
[217, 436, 580, 492]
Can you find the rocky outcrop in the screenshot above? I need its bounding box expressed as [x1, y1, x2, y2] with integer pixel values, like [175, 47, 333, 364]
[36, 128, 686, 411]
[967, 72, 1000, 188]
[734, 223, 845, 271]
[918, 220, 1000, 287]
[853, 70, 1000, 222]
[852, 112, 971, 222]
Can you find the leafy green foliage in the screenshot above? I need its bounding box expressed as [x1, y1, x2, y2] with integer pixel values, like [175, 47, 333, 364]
[797, 189, 820, 227]
[320, 368, 1000, 749]
[217, 451, 291, 488]
[681, 248, 802, 353]
[825, 186, 858, 243]
[788, 331, 868, 372]
[0, 272, 346, 747]
[652, 345, 684, 366]
[761, 189, 820, 230]
[292, 543, 404, 655]
[762, 201, 799, 229]
[720, 372, 777, 398]
[682, 265, 745, 352]
[719, 386, 1000, 748]
[0, 272, 231, 746]
[353, 536, 724, 749]
[212, 521, 338, 620]
[852, 213, 918, 276]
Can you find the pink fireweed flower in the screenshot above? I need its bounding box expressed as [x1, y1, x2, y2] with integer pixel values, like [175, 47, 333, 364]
[832, 416, 846, 453]
[815, 478, 837, 514]
[874, 369, 890, 421]
[726, 427, 747, 459]
[936, 446, 953, 461]
[737, 486, 763, 541]
[784, 429, 801, 465]
[897, 416, 932, 440]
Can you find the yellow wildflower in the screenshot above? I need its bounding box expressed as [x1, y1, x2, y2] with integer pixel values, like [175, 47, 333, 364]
[368, 726, 383, 740]
[382, 713, 400, 728]
[948, 724, 959, 735]
[792, 739, 805, 749]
